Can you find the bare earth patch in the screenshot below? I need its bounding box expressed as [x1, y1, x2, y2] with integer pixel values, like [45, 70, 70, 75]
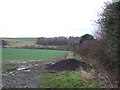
[2, 61, 47, 88]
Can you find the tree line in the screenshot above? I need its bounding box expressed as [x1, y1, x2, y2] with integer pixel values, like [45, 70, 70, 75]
[72, 1, 119, 87]
[36, 36, 80, 46]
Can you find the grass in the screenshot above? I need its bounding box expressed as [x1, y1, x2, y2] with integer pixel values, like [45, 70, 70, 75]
[2, 48, 68, 61]
[40, 52, 99, 88]
[40, 71, 99, 88]
[68, 52, 81, 60]
[2, 48, 68, 72]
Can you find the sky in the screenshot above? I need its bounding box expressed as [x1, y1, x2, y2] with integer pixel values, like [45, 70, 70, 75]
[0, 0, 112, 38]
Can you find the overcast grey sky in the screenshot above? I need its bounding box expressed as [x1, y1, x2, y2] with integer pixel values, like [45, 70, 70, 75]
[0, 0, 112, 37]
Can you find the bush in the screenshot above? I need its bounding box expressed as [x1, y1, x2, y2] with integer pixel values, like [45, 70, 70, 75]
[76, 1, 119, 87]
[95, 1, 120, 69]
[0, 40, 8, 47]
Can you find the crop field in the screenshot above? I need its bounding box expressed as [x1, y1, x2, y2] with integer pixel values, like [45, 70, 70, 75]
[2, 48, 68, 72]
[2, 48, 68, 61]
[1, 38, 60, 48]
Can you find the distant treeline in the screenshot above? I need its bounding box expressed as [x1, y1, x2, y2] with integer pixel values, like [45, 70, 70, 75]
[36, 36, 80, 46]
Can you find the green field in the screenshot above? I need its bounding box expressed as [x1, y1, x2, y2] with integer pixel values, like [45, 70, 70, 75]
[2, 48, 68, 61]
[2, 48, 68, 72]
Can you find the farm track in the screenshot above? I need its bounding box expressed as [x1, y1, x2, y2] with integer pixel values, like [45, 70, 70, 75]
[2, 61, 47, 88]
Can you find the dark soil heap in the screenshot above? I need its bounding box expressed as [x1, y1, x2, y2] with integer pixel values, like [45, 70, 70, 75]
[45, 59, 92, 71]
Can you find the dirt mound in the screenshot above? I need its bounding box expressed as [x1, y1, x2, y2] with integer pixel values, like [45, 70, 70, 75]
[45, 59, 92, 71]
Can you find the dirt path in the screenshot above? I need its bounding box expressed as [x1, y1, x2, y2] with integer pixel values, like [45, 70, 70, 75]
[2, 61, 47, 88]
[65, 52, 72, 59]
